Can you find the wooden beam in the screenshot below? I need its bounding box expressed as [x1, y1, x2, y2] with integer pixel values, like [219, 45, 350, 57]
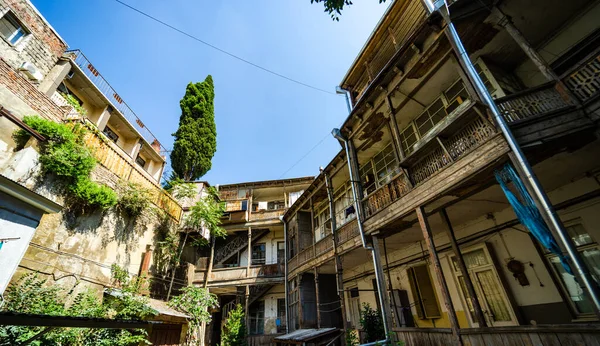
[440, 209, 488, 327]
[314, 268, 321, 329]
[415, 206, 463, 346]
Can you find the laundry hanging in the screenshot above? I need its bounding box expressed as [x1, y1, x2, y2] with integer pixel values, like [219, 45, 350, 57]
[494, 164, 573, 274]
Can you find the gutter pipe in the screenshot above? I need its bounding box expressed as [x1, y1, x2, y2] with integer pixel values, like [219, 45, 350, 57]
[421, 0, 600, 317]
[332, 113, 392, 341]
[281, 216, 290, 333]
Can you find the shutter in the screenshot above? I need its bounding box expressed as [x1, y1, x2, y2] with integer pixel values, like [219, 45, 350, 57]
[408, 264, 442, 319]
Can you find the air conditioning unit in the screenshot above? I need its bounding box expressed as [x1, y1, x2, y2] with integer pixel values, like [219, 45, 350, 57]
[19, 62, 43, 81]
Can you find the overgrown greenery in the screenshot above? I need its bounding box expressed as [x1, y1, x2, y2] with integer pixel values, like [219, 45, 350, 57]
[360, 303, 384, 343]
[184, 186, 227, 246]
[117, 181, 153, 218]
[60, 92, 87, 116]
[310, 0, 387, 20]
[170, 75, 217, 181]
[165, 176, 197, 201]
[346, 328, 359, 346]
[0, 266, 155, 346]
[15, 116, 117, 211]
[220, 304, 247, 346]
[168, 286, 219, 345]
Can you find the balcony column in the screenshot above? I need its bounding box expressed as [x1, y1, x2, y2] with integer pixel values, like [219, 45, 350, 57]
[96, 106, 112, 132]
[371, 234, 395, 342]
[440, 209, 487, 327]
[314, 268, 321, 328]
[384, 95, 406, 161]
[323, 169, 348, 332]
[38, 59, 71, 96]
[245, 285, 250, 329]
[415, 206, 462, 346]
[488, 7, 557, 82]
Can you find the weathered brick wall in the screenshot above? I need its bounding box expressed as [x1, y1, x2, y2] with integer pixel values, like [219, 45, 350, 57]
[0, 0, 67, 79]
[0, 58, 65, 121]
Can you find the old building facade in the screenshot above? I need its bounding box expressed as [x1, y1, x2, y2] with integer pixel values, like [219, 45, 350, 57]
[0, 1, 186, 341]
[283, 0, 600, 344]
[186, 178, 312, 346]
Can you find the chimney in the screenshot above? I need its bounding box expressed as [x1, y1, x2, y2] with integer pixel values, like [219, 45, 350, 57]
[151, 139, 161, 153]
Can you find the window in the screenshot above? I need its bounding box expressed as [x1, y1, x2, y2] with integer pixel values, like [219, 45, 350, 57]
[415, 97, 446, 137]
[241, 200, 248, 211]
[444, 81, 468, 114]
[251, 243, 266, 265]
[313, 204, 331, 242]
[334, 182, 355, 227]
[474, 61, 496, 96]
[547, 221, 599, 315]
[267, 201, 285, 210]
[288, 190, 303, 206]
[135, 154, 146, 168]
[277, 298, 286, 332]
[103, 126, 119, 143]
[399, 124, 418, 155]
[407, 264, 441, 319]
[0, 12, 28, 45]
[348, 287, 361, 328]
[358, 143, 400, 196]
[277, 242, 285, 264]
[237, 189, 248, 199]
[249, 301, 265, 335]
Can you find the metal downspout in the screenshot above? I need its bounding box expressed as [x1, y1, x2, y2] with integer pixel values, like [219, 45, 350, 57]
[422, 0, 600, 317]
[331, 124, 392, 342]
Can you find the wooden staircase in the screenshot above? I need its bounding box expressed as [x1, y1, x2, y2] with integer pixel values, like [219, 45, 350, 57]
[213, 229, 270, 266]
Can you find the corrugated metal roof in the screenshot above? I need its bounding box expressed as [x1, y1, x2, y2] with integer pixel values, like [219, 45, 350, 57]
[274, 328, 338, 341]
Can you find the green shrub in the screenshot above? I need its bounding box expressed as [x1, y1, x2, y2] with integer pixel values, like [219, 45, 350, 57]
[221, 304, 247, 346]
[19, 116, 117, 211]
[117, 182, 153, 217]
[360, 303, 384, 343]
[61, 92, 87, 116]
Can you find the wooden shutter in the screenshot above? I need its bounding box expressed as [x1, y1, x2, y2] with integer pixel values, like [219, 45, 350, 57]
[407, 264, 441, 319]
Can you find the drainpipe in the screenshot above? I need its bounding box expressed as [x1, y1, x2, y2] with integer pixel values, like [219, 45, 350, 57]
[421, 0, 600, 317]
[336, 86, 353, 114]
[281, 216, 290, 333]
[331, 125, 393, 342]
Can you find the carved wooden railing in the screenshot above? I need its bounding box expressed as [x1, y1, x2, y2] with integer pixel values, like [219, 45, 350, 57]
[563, 52, 600, 103]
[363, 171, 412, 218]
[337, 219, 359, 245]
[219, 189, 239, 201]
[288, 256, 298, 273]
[315, 234, 333, 256]
[249, 209, 285, 221]
[495, 82, 573, 122]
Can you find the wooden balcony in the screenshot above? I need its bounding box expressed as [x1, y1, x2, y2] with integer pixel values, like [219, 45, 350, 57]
[249, 209, 285, 222]
[194, 264, 284, 287]
[78, 120, 182, 221]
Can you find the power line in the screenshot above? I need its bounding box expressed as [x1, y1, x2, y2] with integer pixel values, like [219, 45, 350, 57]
[277, 131, 332, 179]
[113, 0, 337, 95]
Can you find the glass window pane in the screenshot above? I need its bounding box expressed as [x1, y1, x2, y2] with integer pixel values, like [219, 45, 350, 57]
[550, 255, 594, 314]
[461, 249, 489, 268]
[567, 223, 593, 246]
[476, 270, 511, 321]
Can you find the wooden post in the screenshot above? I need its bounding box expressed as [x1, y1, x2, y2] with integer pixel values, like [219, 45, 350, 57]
[204, 236, 215, 288]
[440, 209, 487, 327]
[383, 237, 400, 327]
[415, 206, 462, 346]
[314, 268, 321, 329]
[385, 95, 406, 161]
[490, 7, 557, 82]
[244, 285, 250, 330]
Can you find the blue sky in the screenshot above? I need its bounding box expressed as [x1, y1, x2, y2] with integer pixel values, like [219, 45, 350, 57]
[32, 0, 390, 184]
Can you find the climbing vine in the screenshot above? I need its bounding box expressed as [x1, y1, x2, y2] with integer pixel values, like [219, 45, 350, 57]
[15, 116, 117, 211]
[60, 92, 87, 116]
[168, 286, 219, 345]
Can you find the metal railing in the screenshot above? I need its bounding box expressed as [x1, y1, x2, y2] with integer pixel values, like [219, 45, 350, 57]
[563, 52, 600, 103]
[495, 82, 573, 122]
[65, 50, 167, 153]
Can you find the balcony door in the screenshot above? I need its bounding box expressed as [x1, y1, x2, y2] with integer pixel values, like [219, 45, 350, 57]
[451, 244, 518, 327]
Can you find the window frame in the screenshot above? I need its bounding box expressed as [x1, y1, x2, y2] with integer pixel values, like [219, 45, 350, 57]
[102, 125, 119, 143]
[359, 142, 400, 197]
[407, 263, 442, 320]
[0, 11, 29, 46]
[251, 243, 266, 265]
[135, 154, 146, 168]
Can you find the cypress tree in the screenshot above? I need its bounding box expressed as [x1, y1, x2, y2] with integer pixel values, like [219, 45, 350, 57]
[170, 75, 216, 181]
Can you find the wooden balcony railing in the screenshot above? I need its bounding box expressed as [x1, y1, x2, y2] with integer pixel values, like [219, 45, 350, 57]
[79, 122, 182, 221]
[315, 234, 333, 256]
[338, 219, 360, 245]
[496, 82, 573, 122]
[563, 52, 600, 103]
[249, 209, 285, 221]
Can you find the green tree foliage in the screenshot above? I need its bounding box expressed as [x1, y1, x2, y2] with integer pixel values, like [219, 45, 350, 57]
[360, 303, 384, 343]
[15, 116, 117, 211]
[220, 304, 247, 346]
[117, 182, 153, 218]
[311, 0, 387, 20]
[171, 75, 217, 181]
[168, 286, 219, 345]
[0, 267, 155, 345]
[184, 186, 227, 244]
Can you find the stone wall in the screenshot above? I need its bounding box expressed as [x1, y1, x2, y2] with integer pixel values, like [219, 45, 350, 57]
[0, 0, 67, 79]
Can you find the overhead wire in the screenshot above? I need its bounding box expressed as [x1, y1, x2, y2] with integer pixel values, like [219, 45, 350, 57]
[113, 0, 337, 95]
